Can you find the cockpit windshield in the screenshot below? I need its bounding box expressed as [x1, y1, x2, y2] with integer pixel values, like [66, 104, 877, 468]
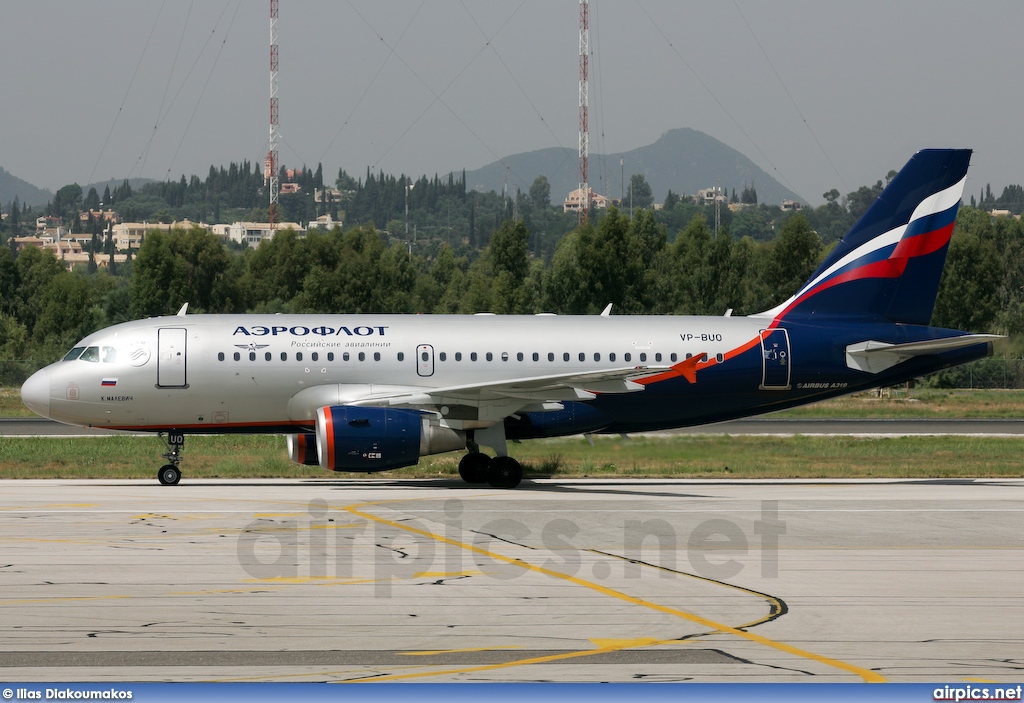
[64, 345, 118, 363]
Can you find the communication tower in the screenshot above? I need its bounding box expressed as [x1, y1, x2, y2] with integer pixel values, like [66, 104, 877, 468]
[578, 0, 590, 224]
[267, 0, 280, 229]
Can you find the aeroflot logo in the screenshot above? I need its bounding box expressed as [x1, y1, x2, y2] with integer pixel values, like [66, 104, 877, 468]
[233, 325, 389, 337]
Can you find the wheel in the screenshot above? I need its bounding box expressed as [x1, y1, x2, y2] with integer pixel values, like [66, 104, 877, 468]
[458, 452, 491, 484]
[158, 464, 181, 486]
[487, 456, 522, 489]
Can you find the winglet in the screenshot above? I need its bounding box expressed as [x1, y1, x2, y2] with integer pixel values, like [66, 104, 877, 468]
[600, 303, 613, 317]
[176, 303, 189, 317]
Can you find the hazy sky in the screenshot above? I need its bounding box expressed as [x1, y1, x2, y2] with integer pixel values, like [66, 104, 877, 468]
[3, 1, 1022, 205]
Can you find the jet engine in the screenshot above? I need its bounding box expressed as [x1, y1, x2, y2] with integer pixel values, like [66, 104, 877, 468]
[286, 433, 319, 466]
[313, 405, 465, 472]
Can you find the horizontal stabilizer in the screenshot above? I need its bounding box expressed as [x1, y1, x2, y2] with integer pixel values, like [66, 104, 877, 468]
[845, 334, 1003, 374]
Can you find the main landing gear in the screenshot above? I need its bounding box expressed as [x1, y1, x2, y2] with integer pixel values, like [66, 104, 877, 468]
[458, 453, 523, 489]
[458, 427, 522, 488]
[157, 430, 185, 485]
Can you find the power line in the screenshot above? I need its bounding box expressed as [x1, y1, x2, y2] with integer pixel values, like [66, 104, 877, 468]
[731, 0, 848, 193]
[87, 0, 168, 186]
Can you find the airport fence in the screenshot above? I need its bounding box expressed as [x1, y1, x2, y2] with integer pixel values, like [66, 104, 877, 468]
[4, 357, 1024, 389]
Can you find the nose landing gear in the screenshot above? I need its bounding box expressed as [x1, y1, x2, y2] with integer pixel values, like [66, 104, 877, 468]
[157, 431, 185, 485]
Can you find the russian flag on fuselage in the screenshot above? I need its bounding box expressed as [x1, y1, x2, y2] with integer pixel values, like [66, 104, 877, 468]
[759, 149, 971, 326]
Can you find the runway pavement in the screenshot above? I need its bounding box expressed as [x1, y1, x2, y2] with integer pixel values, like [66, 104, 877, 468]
[0, 478, 1021, 682]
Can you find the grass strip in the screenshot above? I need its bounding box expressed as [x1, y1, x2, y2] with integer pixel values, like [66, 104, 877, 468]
[0, 433, 1021, 480]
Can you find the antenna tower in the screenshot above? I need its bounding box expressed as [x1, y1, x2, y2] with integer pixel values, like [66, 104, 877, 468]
[267, 0, 280, 229]
[577, 0, 590, 225]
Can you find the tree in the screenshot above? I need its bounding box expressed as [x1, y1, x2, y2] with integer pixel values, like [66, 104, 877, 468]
[627, 174, 653, 209]
[84, 187, 100, 211]
[529, 176, 551, 209]
[130, 230, 185, 318]
[757, 214, 821, 310]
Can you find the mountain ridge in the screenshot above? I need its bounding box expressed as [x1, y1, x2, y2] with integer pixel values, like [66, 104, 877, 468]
[463, 128, 803, 207]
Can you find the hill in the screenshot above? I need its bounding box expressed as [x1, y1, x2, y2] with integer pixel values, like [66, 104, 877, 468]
[0, 167, 52, 208]
[463, 128, 803, 207]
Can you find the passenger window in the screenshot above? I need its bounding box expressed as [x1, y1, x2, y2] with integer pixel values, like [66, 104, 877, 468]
[233, 352, 240, 361]
[297, 352, 303, 361]
[563, 352, 570, 362]
[515, 352, 522, 362]
[640, 353, 647, 362]
[249, 352, 256, 361]
[547, 353, 554, 362]
[343, 352, 350, 361]
[218, 352, 225, 361]
[102, 347, 117, 363]
[63, 347, 85, 361]
[359, 352, 365, 361]
[532, 352, 539, 362]
[624, 353, 632, 362]
[328, 352, 334, 361]
[578, 352, 585, 362]
[455, 352, 462, 361]
[397, 352, 404, 362]
[609, 352, 616, 362]
[374, 352, 381, 361]
[281, 352, 288, 361]
[671, 353, 678, 362]
[685, 353, 692, 359]
[716, 353, 724, 363]
[471, 352, 478, 361]
[265, 352, 272, 361]
[439, 352, 447, 361]
[486, 352, 493, 362]
[79, 346, 100, 363]
[594, 353, 601, 362]
[311, 352, 319, 362]
[655, 353, 662, 362]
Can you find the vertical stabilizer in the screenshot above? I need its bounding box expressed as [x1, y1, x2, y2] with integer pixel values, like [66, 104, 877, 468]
[759, 149, 971, 324]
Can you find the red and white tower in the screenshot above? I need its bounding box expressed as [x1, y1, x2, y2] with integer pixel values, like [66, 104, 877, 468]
[267, 0, 280, 229]
[577, 0, 590, 225]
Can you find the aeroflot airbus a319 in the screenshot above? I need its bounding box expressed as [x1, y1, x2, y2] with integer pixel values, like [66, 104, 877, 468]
[21, 149, 999, 488]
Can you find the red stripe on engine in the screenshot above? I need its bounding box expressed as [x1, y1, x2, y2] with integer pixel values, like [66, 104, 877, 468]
[322, 407, 335, 469]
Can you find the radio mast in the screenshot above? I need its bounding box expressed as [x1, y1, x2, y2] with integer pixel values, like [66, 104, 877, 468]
[577, 0, 590, 225]
[267, 0, 280, 230]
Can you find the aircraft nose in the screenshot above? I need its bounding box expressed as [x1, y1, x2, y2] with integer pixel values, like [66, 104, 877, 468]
[21, 368, 51, 418]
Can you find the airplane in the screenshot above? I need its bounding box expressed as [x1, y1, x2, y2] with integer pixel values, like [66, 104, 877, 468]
[20, 148, 1000, 488]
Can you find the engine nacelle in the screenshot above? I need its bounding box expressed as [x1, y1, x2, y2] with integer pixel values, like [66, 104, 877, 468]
[286, 433, 319, 466]
[314, 406, 465, 472]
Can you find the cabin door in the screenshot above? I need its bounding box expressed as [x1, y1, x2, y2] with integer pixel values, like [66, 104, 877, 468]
[157, 328, 188, 388]
[759, 328, 791, 390]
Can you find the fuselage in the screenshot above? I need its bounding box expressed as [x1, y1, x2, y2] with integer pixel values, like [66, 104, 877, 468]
[21, 312, 992, 437]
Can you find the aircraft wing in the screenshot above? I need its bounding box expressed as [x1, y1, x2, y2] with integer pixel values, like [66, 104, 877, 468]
[348, 366, 656, 422]
[845, 334, 1004, 374]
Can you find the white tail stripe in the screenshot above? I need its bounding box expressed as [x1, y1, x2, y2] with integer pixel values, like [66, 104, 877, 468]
[755, 175, 966, 319]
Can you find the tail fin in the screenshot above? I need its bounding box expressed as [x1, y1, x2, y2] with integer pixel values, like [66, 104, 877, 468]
[759, 148, 971, 325]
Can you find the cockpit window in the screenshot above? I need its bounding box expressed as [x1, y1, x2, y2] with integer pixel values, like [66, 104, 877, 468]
[79, 346, 100, 363]
[63, 347, 85, 361]
[102, 347, 117, 363]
